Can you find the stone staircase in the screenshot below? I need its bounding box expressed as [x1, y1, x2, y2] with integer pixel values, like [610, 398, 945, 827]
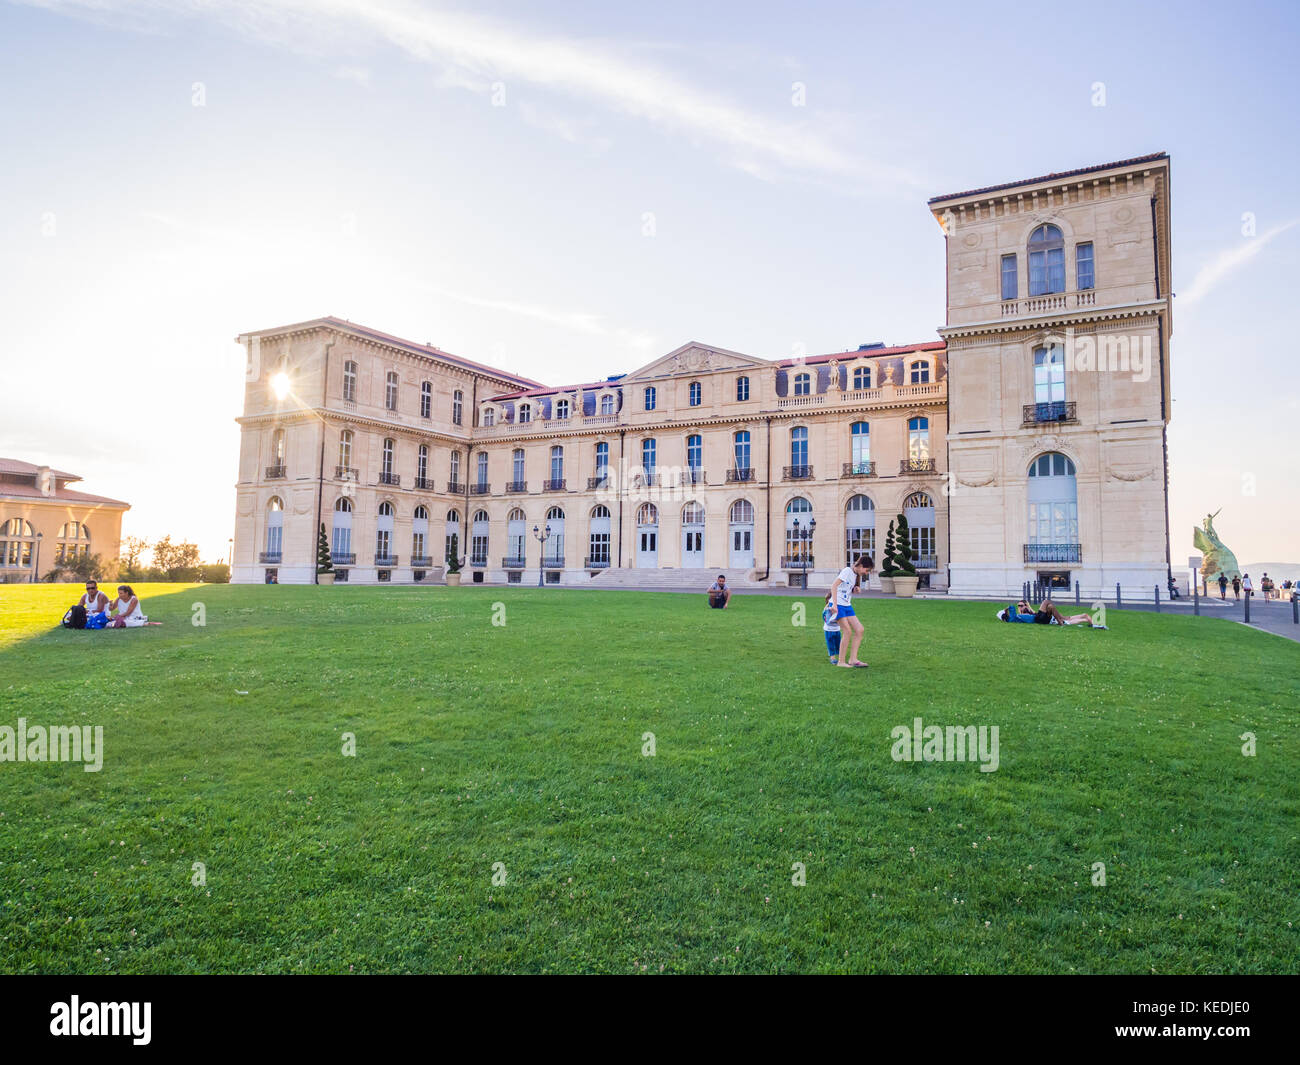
[587, 567, 768, 591]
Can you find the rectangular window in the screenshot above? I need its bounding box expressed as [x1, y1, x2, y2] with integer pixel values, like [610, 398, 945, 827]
[1001, 254, 1017, 300]
[736, 376, 750, 402]
[644, 387, 656, 411]
[1029, 247, 1066, 296]
[420, 383, 432, 418]
[1076, 243, 1094, 290]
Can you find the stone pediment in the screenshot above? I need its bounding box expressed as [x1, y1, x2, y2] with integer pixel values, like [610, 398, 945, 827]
[621, 342, 770, 381]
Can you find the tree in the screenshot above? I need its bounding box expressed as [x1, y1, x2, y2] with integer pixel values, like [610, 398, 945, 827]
[152, 535, 201, 581]
[120, 536, 150, 573]
[199, 563, 230, 583]
[317, 523, 333, 574]
[882, 520, 897, 577]
[894, 513, 917, 576]
[44, 552, 106, 583]
[445, 533, 461, 573]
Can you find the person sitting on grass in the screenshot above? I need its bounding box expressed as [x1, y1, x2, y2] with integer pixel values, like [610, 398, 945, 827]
[107, 585, 162, 628]
[707, 574, 731, 609]
[79, 580, 110, 616]
[997, 599, 1106, 628]
[822, 592, 841, 665]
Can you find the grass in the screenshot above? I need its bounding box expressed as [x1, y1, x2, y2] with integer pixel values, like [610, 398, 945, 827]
[0, 582, 1297, 974]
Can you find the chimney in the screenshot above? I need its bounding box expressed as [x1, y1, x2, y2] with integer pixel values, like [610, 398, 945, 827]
[36, 465, 53, 497]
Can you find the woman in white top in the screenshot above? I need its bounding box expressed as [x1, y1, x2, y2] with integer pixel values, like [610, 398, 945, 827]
[108, 585, 159, 628]
[828, 554, 873, 669]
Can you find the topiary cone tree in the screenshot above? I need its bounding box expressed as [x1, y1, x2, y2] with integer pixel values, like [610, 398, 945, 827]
[316, 523, 333, 574]
[882, 520, 897, 577]
[894, 513, 917, 576]
[445, 533, 461, 573]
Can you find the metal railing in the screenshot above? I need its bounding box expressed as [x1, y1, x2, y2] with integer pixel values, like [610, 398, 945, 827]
[506, 481, 527, 493]
[681, 468, 705, 485]
[1022, 400, 1077, 425]
[336, 466, 359, 480]
[502, 556, 527, 568]
[780, 554, 814, 568]
[783, 465, 814, 480]
[413, 476, 433, 490]
[914, 554, 938, 570]
[900, 458, 937, 474]
[842, 461, 876, 477]
[544, 478, 566, 491]
[470, 483, 491, 495]
[379, 472, 400, 486]
[265, 465, 286, 479]
[258, 552, 281, 563]
[585, 556, 611, 568]
[374, 554, 399, 567]
[447, 481, 464, 494]
[331, 552, 355, 565]
[1023, 543, 1082, 563]
[469, 554, 488, 568]
[410, 555, 433, 567]
[727, 467, 755, 483]
[587, 475, 610, 490]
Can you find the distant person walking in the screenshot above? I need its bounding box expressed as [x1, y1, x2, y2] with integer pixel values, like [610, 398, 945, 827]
[1232, 575, 1241, 600]
[1217, 573, 1228, 599]
[1242, 573, 1253, 599]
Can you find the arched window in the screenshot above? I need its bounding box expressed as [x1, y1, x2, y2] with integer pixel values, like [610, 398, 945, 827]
[1033, 344, 1066, 407]
[845, 494, 876, 566]
[682, 501, 705, 525]
[512, 448, 526, 485]
[907, 416, 930, 462]
[549, 445, 564, 487]
[637, 503, 658, 526]
[853, 366, 871, 390]
[56, 521, 91, 563]
[733, 430, 751, 476]
[420, 381, 432, 418]
[507, 508, 526, 564]
[644, 386, 656, 411]
[850, 422, 870, 474]
[544, 506, 565, 565]
[1028, 224, 1065, 296]
[729, 499, 754, 566]
[601, 394, 615, 415]
[556, 398, 570, 420]
[784, 497, 812, 563]
[1027, 453, 1079, 550]
[689, 381, 702, 406]
[452, 390, 463, 425]
[736, 375, 750, 402]
[445, 508, 461, 563]
[265, 497, 284, 559]
[730, 499, 754, 524]
[588, 505, 612, 566]
[342, 360, 357, 402]
[331, 497, 353, 560]
[909, 361, 931, 384]
[0, 519, 34, 568]
[470, 510, 489, 567]
[385, 371, 399, 411]
[483, 406, 496, 427]
[338, 430, 353, 471]
[686, 434, 702, 471]
[790, 426, 809, 471]
[413, 505, 429, 562]
[376, 501, 395, 562]
[519, 403, 532, 424]
[794, 372, 811, 396]
[417, 443, 429, 486]
[904, 492, 937, 570]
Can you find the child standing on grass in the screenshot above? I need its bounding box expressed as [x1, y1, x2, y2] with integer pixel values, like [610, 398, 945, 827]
[822, 593, 841, 664]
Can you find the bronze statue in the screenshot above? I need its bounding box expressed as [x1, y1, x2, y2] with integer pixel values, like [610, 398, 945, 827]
[1193, 510, 1240, 584]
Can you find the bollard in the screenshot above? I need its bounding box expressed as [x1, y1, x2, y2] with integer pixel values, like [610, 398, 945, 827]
[1075, 580, 1080, 605]
[1193, 580, 1200, 616]
[1244, 591, 1251, 624]
[1154, 584, 1160, 613]
[1116, 583, 1122, 608]
[1292, 595, 1298, 625]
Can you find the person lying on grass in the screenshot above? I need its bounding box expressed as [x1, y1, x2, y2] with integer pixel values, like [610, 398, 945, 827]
[997, 599, 1106, 628]
[107, 585, 163, 628]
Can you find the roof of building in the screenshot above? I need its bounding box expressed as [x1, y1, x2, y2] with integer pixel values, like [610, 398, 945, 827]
[0, 483, 130, 508]
[238, 317, 545, 390]
[927, 152, 1169, 205]
[487, 378, 627, 402]
[775, 341, 946, 368]
[0, 458, 79, 481]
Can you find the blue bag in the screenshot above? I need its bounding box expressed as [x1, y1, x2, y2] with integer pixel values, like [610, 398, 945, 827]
[85, 611, 109, 630]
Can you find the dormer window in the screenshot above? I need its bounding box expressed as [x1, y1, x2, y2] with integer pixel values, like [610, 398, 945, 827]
[519, 403, 532, 424]
[793, 372, 811, 396]
[556, 399, 570, 419]
[910, 361, 931, 384]
[853, 366, 871, 390]
[601, 394, 615, 415]
[483, 407, 495, 427]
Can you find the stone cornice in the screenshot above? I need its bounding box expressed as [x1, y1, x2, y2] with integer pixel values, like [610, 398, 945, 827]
[938, 299, 1168, 341]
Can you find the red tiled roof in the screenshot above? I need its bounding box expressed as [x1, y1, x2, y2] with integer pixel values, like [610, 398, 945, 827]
[0, 482, 130, 508]
[487, 378, 625, 402]
[0, 458, 80, 481]
[928, 152, 1168, 205]
[775, 341, 945, 368]
[238, 317, 545, 389]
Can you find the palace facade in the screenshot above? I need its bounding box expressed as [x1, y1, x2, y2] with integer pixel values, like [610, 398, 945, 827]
[232, 154, 1173, 596]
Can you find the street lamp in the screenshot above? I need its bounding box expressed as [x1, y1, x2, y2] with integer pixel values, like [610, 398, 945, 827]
[533, 523, 552, 587]
[791, 517, 816, 588]
[32, 532, 43, 584]
[227, 537, 234, 569]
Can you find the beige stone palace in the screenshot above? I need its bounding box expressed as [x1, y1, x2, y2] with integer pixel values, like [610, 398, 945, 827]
[232, 154, 1173, 597]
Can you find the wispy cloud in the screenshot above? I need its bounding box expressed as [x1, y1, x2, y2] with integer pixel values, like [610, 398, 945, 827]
[1180, 218, 1299, 307]
[17, 0, 923, 190]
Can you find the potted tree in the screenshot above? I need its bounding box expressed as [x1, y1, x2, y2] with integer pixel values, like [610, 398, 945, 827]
[445, 533, 462, 586]
[316, 523, 335, 585]
[892, 513, 919, 598]
[879, 520, 897, 595]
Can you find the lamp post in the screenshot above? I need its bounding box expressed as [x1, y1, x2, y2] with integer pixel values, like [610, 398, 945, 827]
[792, 517, 815, 588]
[32, 532, 43, 583]
[533, 523, 552, 587]
[227, 538, 233, 569]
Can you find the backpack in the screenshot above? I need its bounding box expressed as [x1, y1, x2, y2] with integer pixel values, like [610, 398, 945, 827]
[63, 604, 88, 630]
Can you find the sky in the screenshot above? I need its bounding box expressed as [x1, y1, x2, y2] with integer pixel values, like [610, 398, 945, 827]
[1, 0, 1297, 567]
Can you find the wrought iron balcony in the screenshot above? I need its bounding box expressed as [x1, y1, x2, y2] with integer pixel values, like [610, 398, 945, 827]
[633, 471, 659, 488]
[900, 458, 937, 474]
[780, 554, 815, 568]
[469, 554, 488, 568]
[265, 465, 286, 479]
[410, 556, 433, 567]
[331, 552, 355, 566]
[1024, 543, 1082, 564]
[681, 468, 705, 485]
[585, 556, 611, 569]
[544, 478, 566, 492]
[379, 472, 400, 486]
[336, 465, 359, 480]
[842, 461, 876, 478]
[258, 552, 281, 564]
[542, 555, 565, 568]
[783, 465, 814, 480]
[447, 481, 464, 494]
[915, 554, 938, 571]
[413, 476, 433, 490]
[506, 480, 527, 493]
[470, 483, 491, 495]
[374, 554, 399, 567]
[1022, 400, 1077, 426]
[587, 475, 610, 490]
[727, 467, 755, 483]
[502, 556, 527, 568]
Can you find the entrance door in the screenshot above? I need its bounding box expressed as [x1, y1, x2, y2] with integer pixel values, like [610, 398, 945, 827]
[683, 528, 703, 567]
[730, 526, 752, 568]
[638, 528, 658, 567]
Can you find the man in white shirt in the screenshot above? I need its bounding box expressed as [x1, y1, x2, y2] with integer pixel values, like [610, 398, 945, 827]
[828, 554, 873, 669]
[79, 580, 110, 617]
[707, 575, 731, 609]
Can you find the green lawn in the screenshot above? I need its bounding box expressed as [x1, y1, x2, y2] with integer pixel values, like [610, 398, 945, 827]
[0, 582, 1296, 974]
